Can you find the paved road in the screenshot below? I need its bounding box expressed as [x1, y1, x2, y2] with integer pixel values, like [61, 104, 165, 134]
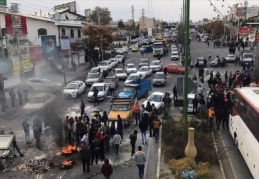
[0, 40, 253, 179]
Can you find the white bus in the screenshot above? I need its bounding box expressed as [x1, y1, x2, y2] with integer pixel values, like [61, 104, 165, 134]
[230, 87, 259, 178]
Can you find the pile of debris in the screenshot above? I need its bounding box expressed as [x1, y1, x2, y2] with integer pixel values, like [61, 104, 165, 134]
[17, 158, 50, 175]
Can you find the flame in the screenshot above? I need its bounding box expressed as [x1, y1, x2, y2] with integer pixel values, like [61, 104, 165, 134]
[62, 160, 73, 166]
[62, 145, 78, 154]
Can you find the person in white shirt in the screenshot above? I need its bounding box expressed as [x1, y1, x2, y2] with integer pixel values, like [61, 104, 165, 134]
[80, 131, 89, 146]
[112, 131, 122, 156]
[72, 119, 77, 141]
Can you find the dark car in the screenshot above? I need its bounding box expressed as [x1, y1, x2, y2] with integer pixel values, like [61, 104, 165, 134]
[140, 45, 153, 53]
[195, 57, 206, 67]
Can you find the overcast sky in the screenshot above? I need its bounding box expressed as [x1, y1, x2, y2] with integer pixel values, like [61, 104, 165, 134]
[9, 0, 259, 22]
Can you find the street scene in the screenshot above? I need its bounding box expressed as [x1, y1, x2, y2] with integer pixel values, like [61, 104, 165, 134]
[0, 0, 259, 179]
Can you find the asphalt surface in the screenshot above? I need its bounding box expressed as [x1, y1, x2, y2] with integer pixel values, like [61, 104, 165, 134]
[0, 40, 253, 179]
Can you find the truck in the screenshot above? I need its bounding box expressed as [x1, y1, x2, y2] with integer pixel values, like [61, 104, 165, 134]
[153, 39, 166, 57]
[117, 79, 152, 99]
[108, 96, 136, 126]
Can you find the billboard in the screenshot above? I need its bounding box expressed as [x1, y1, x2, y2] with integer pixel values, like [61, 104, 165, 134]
[5, 14, 27, 35]
[29, 46, 42, 60]
[41, 35, 57, 58]
[246, 7, 259, 18]
[60, 35, 70, 50]
[236, 7, 246, 17]
[71, 42, 84, 52]
[0, 0, 6, 6]
[54, 1, 77, 13]
[238, 26, 253, 34]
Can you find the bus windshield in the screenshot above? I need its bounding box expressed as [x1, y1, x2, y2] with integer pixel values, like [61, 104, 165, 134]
[153, 44, 163, 49]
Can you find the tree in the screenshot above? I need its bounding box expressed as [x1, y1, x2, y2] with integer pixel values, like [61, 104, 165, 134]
[89, 7, 113, 25]
[117, 19, 125, 29]
[82, 24, 114, 62]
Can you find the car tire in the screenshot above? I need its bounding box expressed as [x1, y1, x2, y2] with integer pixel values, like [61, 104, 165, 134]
[76, 92, 79, 98]
[83, 87, 86, 93]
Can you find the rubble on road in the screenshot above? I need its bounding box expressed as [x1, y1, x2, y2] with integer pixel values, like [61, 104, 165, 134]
[16, 158, 50, 175]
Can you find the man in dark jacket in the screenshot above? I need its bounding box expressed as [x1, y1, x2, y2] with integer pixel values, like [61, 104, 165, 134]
[139, 114, 148, 145]
[129, 130, 138, 156]
[80, 142, 91, 173]
[17, 88, 22, 105]
[101, 159, 113, 179]
[80, 99, 85, 117]
[9, 88, 16, 107]
[93, 87, 99, 106]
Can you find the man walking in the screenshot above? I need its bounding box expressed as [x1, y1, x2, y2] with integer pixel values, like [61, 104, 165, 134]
[129, 130, 138, 157]
[139, 113, 148, 145]
[80, 99, 85, 117]
[173, 85, 178, 100]
[134, 101, 141, 125]
[80, 142, 91, 173]
[22, 118, 31, 144]
[10, 132, 24, 157]
[134, 146, 147, 179]
[112, 131, 122, 156]
[208, 107, 215, 128]
[152, 117, 161, 143]
[17, 88, 22, 105]
[9, 88, 16, 107]
[192, 95, 198, 114]
[101, 159, 113, 179]
[93, 87, 99, 106]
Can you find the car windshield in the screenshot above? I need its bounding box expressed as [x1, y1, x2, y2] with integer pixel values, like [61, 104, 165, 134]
[228, 55, 235, 57]
[151, 61, 160, 65]
[99, 62, 108, 66]
[172, 53, 178, 55]
[243, 54, 253, 58]
[153, 44, 163, 48]
[88, 74, 99, 78]
[127, 75, 138, 80]
[140, 59, 148, 63]
[90, 68, 99, 73]
[65, 83, 77, 89]
[123, 87, 135, 92]
[197, 58, 204, 62]
[115, 69, 124, 74]
[104, 78, 114, 83]
[116, 55, 122, 58]
[139, 67, 148, 72]
[155, 74, 164, 79]
[30, 97, 42, 103]
[90, 86, 103, 92]
[127, 64, 135, 68]
[147, 94, 162, 102]
[112, 104, 129, 111]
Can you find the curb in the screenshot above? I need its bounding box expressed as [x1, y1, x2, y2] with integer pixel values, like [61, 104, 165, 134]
[212, 132, 226, 179]
[156, 115, 163, 179]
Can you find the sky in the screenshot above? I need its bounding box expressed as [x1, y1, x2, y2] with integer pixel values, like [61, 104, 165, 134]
[8, 0, 259, 22]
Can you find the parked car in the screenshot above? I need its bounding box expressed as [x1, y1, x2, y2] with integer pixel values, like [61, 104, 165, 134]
[137, 66, 152, 78]
[104, 76, 119, 88]
[152, 72, 166, 86]
[26, 77, 62, 93]
[225, 54, 236, 63]
[240, 53, 254, 66]
[23, 93, 55, 114]
[164, 63, 185, 74]
[63, 81, 86, 98]
[143, 91, 166, 114]
[210, 58, 219, 67]
[138, 58, 150, 68]
[171, 51, 179, 60]
[115, 55, 124, 63]
[125, 63, 137, 75]
[125, 73, 142, 84]
[98, 60, 113, 71]
[87, 83, 109, 101]
[114, 68, 128, 80]
[150, 60, 163, 72]
[85, 73, 103, 86]
[195, 57, 206, 67]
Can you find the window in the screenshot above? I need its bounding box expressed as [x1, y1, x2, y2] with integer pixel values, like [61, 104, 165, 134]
[38, 28, 47, 36]
[78, 29, 81, 38]
[70, 29, 74, 38]
[61, 29, 66, 35]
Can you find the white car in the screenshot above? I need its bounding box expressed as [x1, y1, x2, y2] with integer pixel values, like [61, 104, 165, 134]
[98, 60, 113, 71]
[150, 60, 163, 72]
[225, 54, 236, 63]
[125, 73, 142, 84]
[87, 83, 109, 101]
[88, 67, 102, 74]
[115, 55, 124, 63]
[143, 92, 166, 114]
[26, 77, 62, 93]
[23, 93, 55, 114]
[114, 68, 128, 80]
[125, 63, 137, 75]
[137, 66, 152, 78]
[63, 81, 86, 98]
[109, 58, 119, 67]
[85, 73, 103, 86]
[171, 51, 179, 60]
[171, 47, 178, 52]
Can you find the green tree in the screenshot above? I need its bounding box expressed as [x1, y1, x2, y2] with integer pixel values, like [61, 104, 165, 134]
[82, 24, 114, 61]
[89, 7, 113, 25]
[117, 19, 125, 29]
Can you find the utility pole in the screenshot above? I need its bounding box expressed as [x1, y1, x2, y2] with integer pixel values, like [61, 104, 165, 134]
[183, 0, 190, 122]
[0, 20, 5, 60]
[96, 8, 103, 61]
[131, 5, 135, 21]
[140, 8, 146, 37]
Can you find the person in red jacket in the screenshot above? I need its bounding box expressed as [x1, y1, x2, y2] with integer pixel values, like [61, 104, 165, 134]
[101, 159, 113, 179]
